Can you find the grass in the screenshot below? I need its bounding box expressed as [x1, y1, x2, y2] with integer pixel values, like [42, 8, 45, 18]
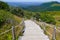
[0, 30, 12, 40]
[56, 31, 60, 40]
[34, 11, 60, 40]
[36, 20, 60, 40]
[56, 21, 60, 27]
[40, 25, 53, 40]
[13, 15, 22, 23]
[0, 24, 24, 40]
[0, 10, 24, 40]
[43, 26, 60, 40]
[43, 25, 60, 40]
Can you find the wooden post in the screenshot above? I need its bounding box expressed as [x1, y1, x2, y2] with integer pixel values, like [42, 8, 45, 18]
[12, 26, 16, 40]
[21, 18, 25, 35]
[52, 26, 56, 40]
[31, 17, 33, 21]
[22, 18, 25, 26]
[43, 23, 46, 32]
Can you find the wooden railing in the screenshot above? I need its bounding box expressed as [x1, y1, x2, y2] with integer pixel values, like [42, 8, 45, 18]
[0, 19, 25, 40]
[32, 19, 60, 40]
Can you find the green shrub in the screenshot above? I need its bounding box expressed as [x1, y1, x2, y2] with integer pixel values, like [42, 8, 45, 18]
[0, 10, 13, 26]
[11, 7, 24, 17]
[0, 1, 9, 10]
[40, 13, 56, 24]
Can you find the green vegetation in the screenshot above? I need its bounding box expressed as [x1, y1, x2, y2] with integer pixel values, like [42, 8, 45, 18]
[40, 12, 56, 24]
[23, 1, 60, 12]
[22, 1, 60, 25]
[40, 11, 60, 26]
[0, 10, 23, 40]
[0, 10, 13, 26]
[23, 1, 60, 40]
[0, 1, 60, 40]
[0, 1, 24, 40]
[23, 11, 56, 24]
[10, 7, 24, 17]
[0, 1, 9, 10]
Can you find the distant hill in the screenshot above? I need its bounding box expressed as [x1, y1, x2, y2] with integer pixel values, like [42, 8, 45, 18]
[7, 2, 42, 8]
[22, 1, 60, 12]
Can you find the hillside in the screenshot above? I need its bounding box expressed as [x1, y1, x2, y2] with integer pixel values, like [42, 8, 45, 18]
[22, 1, 60, 25]
[0, 1, 24, 40]
[23, 1, 60, 12]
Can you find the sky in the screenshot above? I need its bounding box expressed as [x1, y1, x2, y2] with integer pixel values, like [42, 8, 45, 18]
[0, 0, 60, 2]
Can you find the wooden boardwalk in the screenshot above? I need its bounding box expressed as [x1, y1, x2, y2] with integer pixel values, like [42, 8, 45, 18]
[18, 20, 49, 40]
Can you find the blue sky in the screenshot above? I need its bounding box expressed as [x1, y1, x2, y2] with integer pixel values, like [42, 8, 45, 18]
[0, 0, 60, 2]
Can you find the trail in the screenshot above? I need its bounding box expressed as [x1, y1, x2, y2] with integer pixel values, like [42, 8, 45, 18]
[18, 20, 49, 40]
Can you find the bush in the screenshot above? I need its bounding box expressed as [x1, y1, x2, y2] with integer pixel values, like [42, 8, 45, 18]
[0, 10, 13, 26]
[11, 7, 24, 17]
[40, 13, 56, 24]
[0, 1, 9, 10]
